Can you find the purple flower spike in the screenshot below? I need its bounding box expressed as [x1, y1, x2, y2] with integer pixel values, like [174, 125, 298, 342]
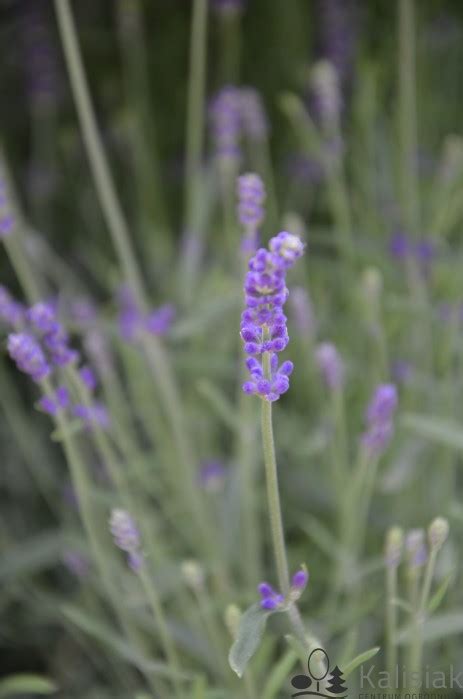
[241, 232, 305, 401]
[315, 342, 344, 390]
[79, 366, 97, 392]
[366, 384, 398, 424]
[209, 86, 242, 163]
[237, 173, 266, 245]
[7, 332, 50, 381]
[109, 508, 143, 572]
[292, 569, 309, 590]
[362, 383, 398, 457]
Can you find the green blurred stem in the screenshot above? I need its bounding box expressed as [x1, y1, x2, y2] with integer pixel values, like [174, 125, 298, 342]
[406, 567, 421, 691]
[54, 0, 146, 307]
[409, 547, 438, 679]
[138, 565, 183, 699]
[386, 564, 399, 685]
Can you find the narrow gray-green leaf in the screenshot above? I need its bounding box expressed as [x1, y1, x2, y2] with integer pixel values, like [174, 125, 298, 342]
[402, 413, 463, 451]
[228, 603, 274, 677]
[398, 611, 463, 644]
[427, 574, 453, 614]
[0, 674, 57, 697]
[342, 647, 380, 678]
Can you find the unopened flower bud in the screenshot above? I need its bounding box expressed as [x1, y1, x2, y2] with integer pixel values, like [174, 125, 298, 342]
[181, 559, 205, 590]
[385, 526, 404, 568]
[428, 517, 449, 551]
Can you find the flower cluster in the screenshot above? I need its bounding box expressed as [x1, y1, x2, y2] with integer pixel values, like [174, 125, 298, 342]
[28, 301, 79, 367]
[315, 342, 344, 390]
[7, 333, 51, 382]
[389, 231, 436, 272]
[241, 232, 305, 401]
[258, 568, 309, 610]
[109, 508, 143, 572]
[362, 383, 398, 456]
[118, 286, 175, 342]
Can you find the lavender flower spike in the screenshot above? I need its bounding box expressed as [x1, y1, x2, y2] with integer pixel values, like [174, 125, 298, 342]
[362, 383, 398, 456]
[209, 86, 242, 164]
[7, 332, 50, 381]
[109, 508, 143, 572]
[241, 232, 305, 401]
[315, 342, 344, 390]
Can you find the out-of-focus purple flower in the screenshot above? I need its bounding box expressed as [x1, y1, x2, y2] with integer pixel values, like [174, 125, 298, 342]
[74, 403, 110, 430]
[285, 153, 324, 184]
[209, 86, 242, 163]
[241, 232, 305, 401]
[38, 385, 69, 415]
[199, 460, 226, 492]
[63, 550, 90, 579]
[109, 508, 143, 572]
[79, 366, 97, 392]
[237, 173, 265, 252]
[28, 301, 79, 367]
[290, 287, 317, 338]
[389, 231, 411, 260]
[366, 384, 398, 424]
[258, 581, 284, 610]
[145, 304, 176, 336]
[0, 286, 25, 328]
[240, 88, 269, 141]
[405, 529, 427, 569]
[7, 332, 51, 381]
[315, 342, 344, 390]
[70, 297, 97, 326]
[362, 383, 398, 457]
[416, 239, 436, 265]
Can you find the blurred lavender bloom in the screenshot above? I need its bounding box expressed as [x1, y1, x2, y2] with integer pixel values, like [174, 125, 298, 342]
[63, 550, 90, 579]
[118, 285, 142, 342]
[199, 460, 226, 492]
[389, 231, 411, 261]
[285, 153, 324, 185]
[362, 383, 398, 457]
[70, 297, 98, 327]
[240, 88, 269, 142]
[84, 328, 113, 379]
[74, 403, 110, 430]
[145, 304, 176, 336]
[290, 287, 316, 339]
[209, 86, 242, 163]
[38, 385, 70, 415]
[391, 359, 413, 385]
[292, 568, 309, 590]
[109, 508, 143, 572]
[315, 342, 344, 390]
[79, 366, 97, 392]
[237, 173, 266, 252]
[0, 286, 25, 328]
[28, 301, 79, 367]
[7, 332, 50, 381]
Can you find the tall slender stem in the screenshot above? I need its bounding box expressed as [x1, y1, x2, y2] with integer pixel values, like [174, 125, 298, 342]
[260, 396, 290, 595]
[54, 0, 146, 307]
[386, 565, 398, 684]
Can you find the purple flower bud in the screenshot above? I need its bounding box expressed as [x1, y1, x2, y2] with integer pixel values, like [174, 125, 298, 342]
[315, 342, 344, 390]
[237, 173, 266, 236]
[291, 569, 309, 590]
[79, 366, 97, 392]
[7, 332, 50, 381]
[258, 580, 284, 610]
[74, 403, 110, 430]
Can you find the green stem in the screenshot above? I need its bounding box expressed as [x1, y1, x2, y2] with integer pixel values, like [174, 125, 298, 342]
[260, 394, 290, 595]
[386, 565, 398, 685]
[54, 0, 146, 307]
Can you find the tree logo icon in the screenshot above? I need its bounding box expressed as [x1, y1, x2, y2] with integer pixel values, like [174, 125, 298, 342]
[290, 648, 348, 698]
